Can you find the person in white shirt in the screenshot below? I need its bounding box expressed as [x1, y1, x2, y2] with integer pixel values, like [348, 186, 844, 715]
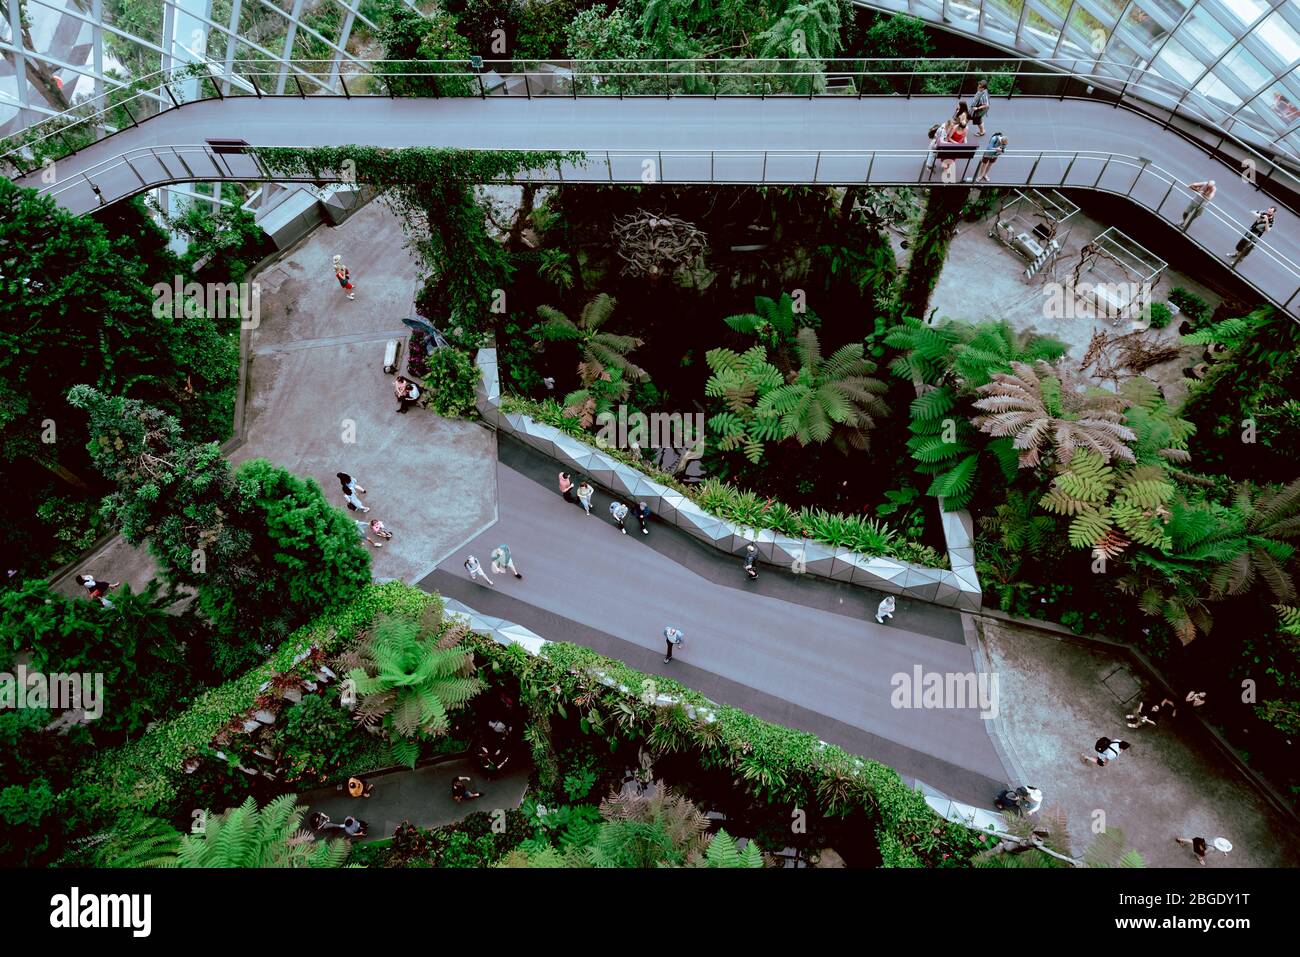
[464, 555, 494, 587]
[1181, 180, 1216, 230]
[663, 626, 684, 664]
[875, 595, 896, 624]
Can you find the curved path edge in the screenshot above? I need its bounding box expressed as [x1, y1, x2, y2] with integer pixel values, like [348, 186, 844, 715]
[473, 349, 982, 611]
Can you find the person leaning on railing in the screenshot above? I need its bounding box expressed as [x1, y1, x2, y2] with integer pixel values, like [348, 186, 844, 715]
[1180, 179, 1216, 231]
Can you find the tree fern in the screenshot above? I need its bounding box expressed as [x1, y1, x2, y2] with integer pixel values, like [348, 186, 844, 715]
[347, 611, 484, 767]
[166, 796, 352, 868]
[700, 829, 765, 868]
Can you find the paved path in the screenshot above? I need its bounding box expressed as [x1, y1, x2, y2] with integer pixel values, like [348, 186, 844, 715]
[50, 200, 498, 597]
[17, 95, 1300, 320]
[299, 755, 530, 843]
[424, 434, 1010, 805]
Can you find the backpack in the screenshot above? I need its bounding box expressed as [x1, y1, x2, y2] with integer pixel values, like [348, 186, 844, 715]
[1094, 736, 1112, 754]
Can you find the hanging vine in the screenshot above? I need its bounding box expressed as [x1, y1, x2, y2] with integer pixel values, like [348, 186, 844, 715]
[256, 146, 584, 337]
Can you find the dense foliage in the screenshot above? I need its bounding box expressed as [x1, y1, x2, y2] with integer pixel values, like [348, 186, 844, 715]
[66, 387, 371, 675]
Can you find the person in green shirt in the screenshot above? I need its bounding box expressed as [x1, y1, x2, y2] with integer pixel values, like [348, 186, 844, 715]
[491, 544, 522, 579]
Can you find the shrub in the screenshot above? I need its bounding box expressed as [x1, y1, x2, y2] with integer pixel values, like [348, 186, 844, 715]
[77, 583, 437, 819]
[469, 626, 984, 868]
[500, 396, 948, 569]
[1148, 302, 1173, 330]
[1167, 287, 1211, 327]
[422, 347, 481, 418]
[270, 693, 377, 787]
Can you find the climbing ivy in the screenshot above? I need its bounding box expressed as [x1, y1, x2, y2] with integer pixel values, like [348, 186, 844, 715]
[256, 146, 583, 335]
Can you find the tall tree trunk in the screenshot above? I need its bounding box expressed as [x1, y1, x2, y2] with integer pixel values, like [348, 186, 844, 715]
[507, 184, 537, 250]
[895, 185, 970, 323]
[33, 453, 94, 493]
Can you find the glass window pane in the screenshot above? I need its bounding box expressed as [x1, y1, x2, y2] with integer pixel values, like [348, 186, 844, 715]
[1255, 9, 1300, 69]
[1218, 46, 1272, 93]
[948, 0, 982, 32]
[1195, 71, 1243, 115]
[1118, 5, 1172, 51]
[1106, 33, 1150, 71]
[1282, 128, 1300, 159]
[1248, 81, 1300, 134]
[1068, 7, 1109, 57]
[1154, 37, 1204, 85]
[1083, 0, 1127, 23]
[1175, 8, 1233, 60]
[1025, 10, 1063, 54]
[983, 0, 1023, 42]
[1218, 0, 1269, 29]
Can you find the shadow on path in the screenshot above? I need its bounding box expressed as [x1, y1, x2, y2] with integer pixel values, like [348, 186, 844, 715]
[298, 755, 531, 843]
[421, 435, 1010, 805]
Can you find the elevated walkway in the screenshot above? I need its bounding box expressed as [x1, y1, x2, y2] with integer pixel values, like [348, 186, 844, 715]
[13, 94, 1300, 319]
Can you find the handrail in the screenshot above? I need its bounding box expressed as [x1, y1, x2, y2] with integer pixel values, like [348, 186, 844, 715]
[4, 57, 1297, 198]
[25, 142, 1300, 314]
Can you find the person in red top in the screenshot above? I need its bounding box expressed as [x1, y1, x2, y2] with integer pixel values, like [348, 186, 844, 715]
[77, 574, 119, 608]
[558, 470, 577, 505]
[332, 254, 356, 300]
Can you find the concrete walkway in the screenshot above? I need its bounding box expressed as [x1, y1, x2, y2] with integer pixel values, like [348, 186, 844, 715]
[52, 200, 498, 598]
[299, 755, 530, 843]
[18, 95, 1300, 320]
[229, 200, 497, 582]
[424, 434, 1011, 806]
[978, 616, 1300, 868]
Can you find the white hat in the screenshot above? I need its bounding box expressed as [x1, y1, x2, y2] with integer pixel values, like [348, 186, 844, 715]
[1212, 837, 1233, 853]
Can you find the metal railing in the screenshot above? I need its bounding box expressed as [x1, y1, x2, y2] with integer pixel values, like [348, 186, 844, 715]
[4, 57, 1299, 201]
[33, 141, 1300, 316]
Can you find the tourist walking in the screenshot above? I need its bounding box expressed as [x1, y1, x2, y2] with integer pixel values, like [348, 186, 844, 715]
[609, 500, 630, 534]
[1184, 690, 1207, 708]
[971, 79, 990, 136]
[1174, 836, 1209, 865]
[663, 626, 684, 664]
[975, 132, 1007, 183]
[490, 543, 522, 579]
[1081, 736, 1130, 767]
[875, 595, 896, 624]
[451, 775, 483, 801]
[355, 519, 385, 548]
[337, 472, 369, 512]
[333, 254, 355, 300]
[347, 776, 373, 799]
[635, 501, 652, 535]
[558, 471, 577, 506]
[743, 544, 758, 580]
[1126, 697, 1177, 729]
[342, 816, 367, 837]
[394, 376, 422, 414]
[577, 481, 594, 516]
[1180, 180, 1216, 229]
[1229, 206, 1276, 265]
[464, 555, 494, 587]
[77, 574, 119, 608]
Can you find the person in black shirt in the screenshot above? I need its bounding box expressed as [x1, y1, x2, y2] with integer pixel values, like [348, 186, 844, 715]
[1230, 207, 1276, 265]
